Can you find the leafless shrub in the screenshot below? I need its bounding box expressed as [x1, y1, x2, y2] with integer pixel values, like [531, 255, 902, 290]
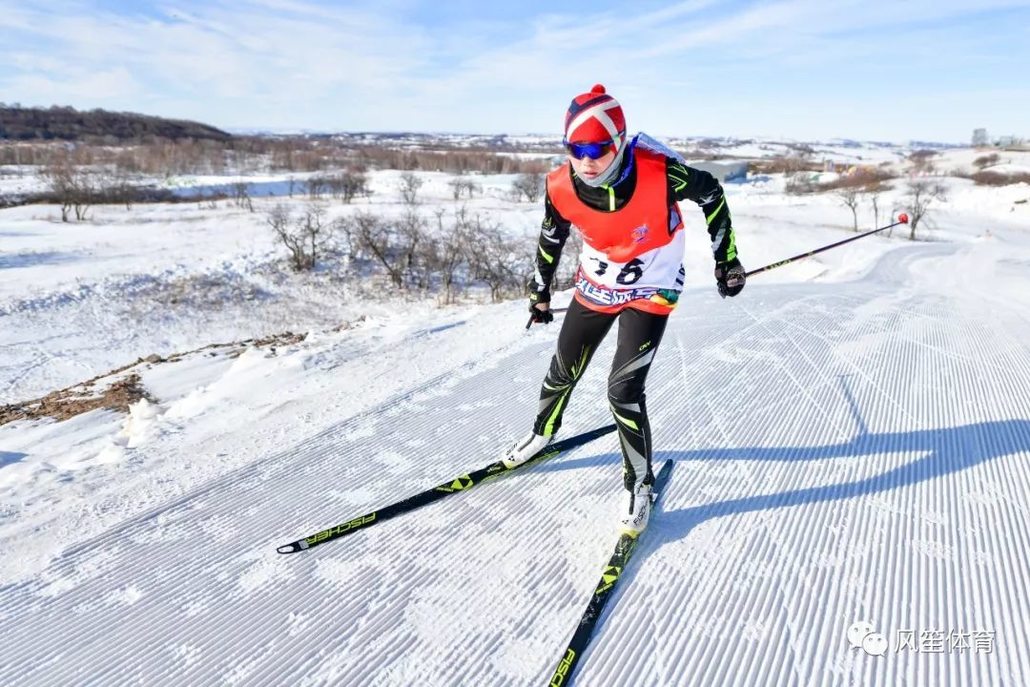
[787, 142, 816, 157]
[355, 146, 551, 175]
[399, 172, 424, 206]
[908, 149, 939, 175]
[973, 153, 1000, 170]
[425, 209, 463, 304]
[105, 167, 137, 210]
[869, 189, 883, 228]
[448, 176, 480, 201]
[750, 156, 822, 175]
[267, 203, 335, 270]
[969, 171, 1030, 186]
[904, 180, 947, 240]
[836, 188, 860, 232]
[340, 169, 369, 203]
[785, 172, 818, 195]
[40, 157, 76, 221]
[40, 154, 100, 221]
[465, 216, 534, 302]
[339, 205, 535, 302]
[307, 173, 364, 202]
[343, 211, 408, 287]
[818, 166, 896, 192]
[511, 172, 545, 202]
[397, 209, 431, 289]
[304, 176, 329, 199]
[231, 182, 253, 211]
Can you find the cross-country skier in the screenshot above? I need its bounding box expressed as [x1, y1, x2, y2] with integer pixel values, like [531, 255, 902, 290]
[503, 84, 746, 534]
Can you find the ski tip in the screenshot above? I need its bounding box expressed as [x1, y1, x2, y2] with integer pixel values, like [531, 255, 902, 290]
[277, 543, 301, 555]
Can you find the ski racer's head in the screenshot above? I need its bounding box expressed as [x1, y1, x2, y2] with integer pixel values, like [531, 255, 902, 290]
[564, 83, 627, 187]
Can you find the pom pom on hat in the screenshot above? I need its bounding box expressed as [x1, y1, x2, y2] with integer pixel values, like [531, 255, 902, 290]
[564, 83, 626, 147]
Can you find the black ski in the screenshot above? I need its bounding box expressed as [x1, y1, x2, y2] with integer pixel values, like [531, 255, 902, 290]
[547, 459, 674, 686]
[276, 424, 617, 554]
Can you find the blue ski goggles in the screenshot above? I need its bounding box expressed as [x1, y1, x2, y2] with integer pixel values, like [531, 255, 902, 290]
[563, 139, 618, 160]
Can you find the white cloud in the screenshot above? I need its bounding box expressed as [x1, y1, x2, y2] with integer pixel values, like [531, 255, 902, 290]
[0, 0, 1026, 140]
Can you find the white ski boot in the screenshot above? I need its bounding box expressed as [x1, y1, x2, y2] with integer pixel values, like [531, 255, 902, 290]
[502, 432, 553, 469]
[618, 482, 654, 535]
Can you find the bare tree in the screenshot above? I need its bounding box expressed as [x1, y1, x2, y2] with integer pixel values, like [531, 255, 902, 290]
[399, 172, 424, 206]
[511, 172, 545, 202]
[465, 215, 534, 302]
[784, 171, 816, 195]
[429, 208, 472, 304]
[231, 181, 253, 211]
[908, 149, 938, 175]
[301, 204, 335, 268]
[397, 209, 430, 289]
[267, 203, 334, 270]
[973, 153, 1000, 170]
[340, 169, 369, 203]
[344, 211, 406, 287]
[904, 180, 947, 240]
[71, 170, 99, 221]
[869, 189, 882, 229]
[448, 176, 480, 201]
[106, 167, 136, 211]
[38, 148, 104, 222]
[41, 157, 75, 222]
[305, 177, 328, 199]
[836, 187, 860, 232]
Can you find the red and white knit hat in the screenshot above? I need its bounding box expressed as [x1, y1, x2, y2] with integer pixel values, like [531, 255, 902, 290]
[564, 83, 626, 148]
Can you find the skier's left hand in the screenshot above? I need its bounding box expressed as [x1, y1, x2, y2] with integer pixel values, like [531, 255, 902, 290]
[715, 258, 746, 298]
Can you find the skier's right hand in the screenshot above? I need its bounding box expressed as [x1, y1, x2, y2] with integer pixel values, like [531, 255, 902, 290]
[528, 280, 553, 324]
[528, 295, 553, 324]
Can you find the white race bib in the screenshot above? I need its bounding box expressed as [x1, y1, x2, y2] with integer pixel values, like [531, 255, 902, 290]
[577, 231, 686, 291]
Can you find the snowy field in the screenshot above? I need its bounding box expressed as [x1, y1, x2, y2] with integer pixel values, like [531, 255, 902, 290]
[2, 140, 1030, 686]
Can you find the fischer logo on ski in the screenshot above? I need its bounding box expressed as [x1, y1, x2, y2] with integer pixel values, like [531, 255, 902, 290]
[434, 475, 474, 493]
[550, 648, 577, 686]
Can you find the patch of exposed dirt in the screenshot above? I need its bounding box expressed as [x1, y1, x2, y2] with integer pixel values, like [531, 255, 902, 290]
[0, 373, 154, 425]
[0, 328, 318, 427]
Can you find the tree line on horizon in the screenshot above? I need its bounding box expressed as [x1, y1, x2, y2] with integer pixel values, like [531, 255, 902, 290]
[0, 104, 231, 143]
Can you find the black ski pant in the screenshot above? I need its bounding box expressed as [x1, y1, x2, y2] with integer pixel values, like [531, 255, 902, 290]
[532, 298, 669, 491]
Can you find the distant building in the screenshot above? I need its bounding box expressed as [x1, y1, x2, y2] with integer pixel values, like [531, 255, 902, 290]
[972, 128, 989, 147]
[996, 135, 1027, 149]
[688, 160, 748, 183]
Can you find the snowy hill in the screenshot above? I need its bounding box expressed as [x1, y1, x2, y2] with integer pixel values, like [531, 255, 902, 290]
[2, 149, 1030, 685]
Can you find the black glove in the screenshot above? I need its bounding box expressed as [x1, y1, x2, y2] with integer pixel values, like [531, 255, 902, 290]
[528, 290, 553, 323]
[714, 257, 746, 298]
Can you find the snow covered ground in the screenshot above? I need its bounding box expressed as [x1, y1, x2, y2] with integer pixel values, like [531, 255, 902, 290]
[2, 143, 1030, 685]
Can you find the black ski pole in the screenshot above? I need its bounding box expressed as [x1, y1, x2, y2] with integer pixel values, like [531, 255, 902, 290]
[525, 306, 569, 330]
[745, 213, 909, 278]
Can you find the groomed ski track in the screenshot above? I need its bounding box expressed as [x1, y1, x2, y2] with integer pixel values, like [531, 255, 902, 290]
[3, 235, 1030, 686]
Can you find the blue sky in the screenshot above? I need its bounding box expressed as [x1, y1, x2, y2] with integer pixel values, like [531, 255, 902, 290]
[1, 0, 1028, 143]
